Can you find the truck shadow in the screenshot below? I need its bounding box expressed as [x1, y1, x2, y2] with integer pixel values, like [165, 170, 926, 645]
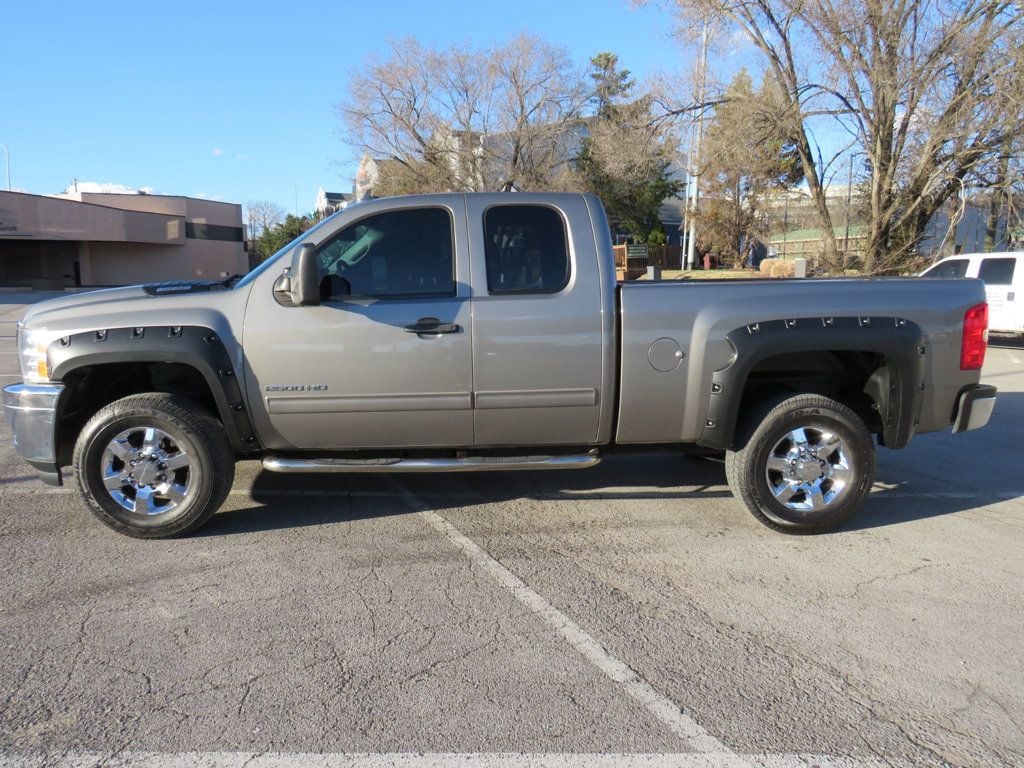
[200, 427, 1021, 537]
[200, 451, 730, 537]
[988, 334, 1024, 350]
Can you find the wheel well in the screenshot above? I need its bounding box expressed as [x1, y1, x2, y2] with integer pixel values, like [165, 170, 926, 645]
[737, 350, 885, 435]
[55, 362, 220, 466]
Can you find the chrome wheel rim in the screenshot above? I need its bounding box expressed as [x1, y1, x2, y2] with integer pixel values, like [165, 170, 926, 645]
[100, 426, 194, 516]
[764, 426, 853, 513]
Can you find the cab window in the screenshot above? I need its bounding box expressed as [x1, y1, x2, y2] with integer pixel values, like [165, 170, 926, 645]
[484, 205, 570, 294]
[921, 259, 969, 278]
[316, 208, 455, 299]
[978, 258, 1016, 286]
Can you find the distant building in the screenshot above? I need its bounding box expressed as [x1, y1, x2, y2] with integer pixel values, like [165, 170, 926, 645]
[314, 188, 354, 219]
[919, 198, 1014, 258]
[353, 155, 405, 200]
[657, 198, 688, 247]
[769, 225, 868, 262]
[0, 191, 247, 289]
[763, 188, 1018, 264]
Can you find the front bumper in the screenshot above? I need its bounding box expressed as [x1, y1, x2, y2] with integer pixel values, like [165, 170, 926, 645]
[2, 383, 64, 486]
[952, 384, 997, 434]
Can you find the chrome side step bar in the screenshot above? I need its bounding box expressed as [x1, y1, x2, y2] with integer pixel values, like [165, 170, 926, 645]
[262, 450, 601, 474]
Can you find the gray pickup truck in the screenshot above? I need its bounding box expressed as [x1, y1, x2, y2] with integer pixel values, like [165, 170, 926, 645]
[4, 193, 997, 538]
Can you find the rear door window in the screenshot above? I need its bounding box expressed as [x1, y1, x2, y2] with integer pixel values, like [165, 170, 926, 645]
[922, 259, 969, 278]
[978, 258, 1017, 286]
[484, 205, 570, 294]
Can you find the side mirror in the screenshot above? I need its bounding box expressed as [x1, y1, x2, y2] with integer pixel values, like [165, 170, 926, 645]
[290, 243, 320, 306]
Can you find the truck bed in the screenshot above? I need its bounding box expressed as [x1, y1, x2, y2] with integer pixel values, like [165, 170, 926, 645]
[614, 277, 986, 446]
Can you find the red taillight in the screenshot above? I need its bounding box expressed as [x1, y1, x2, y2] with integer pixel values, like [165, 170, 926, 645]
[960, 302, 988, 370]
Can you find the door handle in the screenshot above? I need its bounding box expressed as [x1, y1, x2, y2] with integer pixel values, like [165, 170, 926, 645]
[404, 317, 462, 334]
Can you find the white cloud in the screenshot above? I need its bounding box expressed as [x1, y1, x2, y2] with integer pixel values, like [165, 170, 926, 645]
[235, 153, 250, 161]
[212, 147, 224, 156]
[62, 181, 154, 194]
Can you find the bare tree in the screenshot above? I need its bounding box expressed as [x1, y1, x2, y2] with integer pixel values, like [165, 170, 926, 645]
[244, 200, 285, 243]
[650, 0, 1023, 273]
[981, 36, 1024, 251]
[339, 35, 589, 193]
[244, 200, 286, 261]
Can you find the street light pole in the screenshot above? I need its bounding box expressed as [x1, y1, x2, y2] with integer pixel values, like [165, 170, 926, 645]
[685, 22, 710, 270]
[0, 143, 10, 191]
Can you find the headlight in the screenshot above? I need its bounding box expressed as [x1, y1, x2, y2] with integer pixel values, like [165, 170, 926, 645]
[18, 324, 66, 384]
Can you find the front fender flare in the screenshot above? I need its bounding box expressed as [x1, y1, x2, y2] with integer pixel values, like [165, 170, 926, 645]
[47, 325, 259, 452]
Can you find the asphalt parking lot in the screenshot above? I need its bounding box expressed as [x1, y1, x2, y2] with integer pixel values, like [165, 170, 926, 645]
[0, 292, 1021, 768]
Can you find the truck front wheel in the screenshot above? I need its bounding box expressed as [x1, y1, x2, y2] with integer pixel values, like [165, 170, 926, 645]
[725, 394, 875, 534]
[73, 393, 234, 538]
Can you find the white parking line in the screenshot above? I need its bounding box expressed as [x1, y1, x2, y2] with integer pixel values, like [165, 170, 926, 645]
[0, 751, 904, 767]
[384, 476, 735, 754]
[380, 477, 744, 760]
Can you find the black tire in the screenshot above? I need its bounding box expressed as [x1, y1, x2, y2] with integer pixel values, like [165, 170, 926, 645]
[73, 393, 234, 538]
[725, 394, 875, 534]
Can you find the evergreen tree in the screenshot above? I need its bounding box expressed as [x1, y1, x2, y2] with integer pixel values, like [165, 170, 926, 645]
[577, 53, 683, 243]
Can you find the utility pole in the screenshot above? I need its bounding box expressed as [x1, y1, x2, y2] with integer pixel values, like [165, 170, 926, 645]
[685, 22, 709, 270]
[783, 195, 789, 257]
[680, 150, 690, 249]
[843, 154, 854, 267]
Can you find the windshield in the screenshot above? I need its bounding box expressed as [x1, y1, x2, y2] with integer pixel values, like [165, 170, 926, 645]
[232, 213, 341, 290]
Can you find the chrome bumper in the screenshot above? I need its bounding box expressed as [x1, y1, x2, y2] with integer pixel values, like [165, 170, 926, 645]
[2, 383, 64, 486]
[952, 384, 997, 434]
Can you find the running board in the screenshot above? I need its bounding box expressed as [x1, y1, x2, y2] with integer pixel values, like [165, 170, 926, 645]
[262, 450, 601, 474]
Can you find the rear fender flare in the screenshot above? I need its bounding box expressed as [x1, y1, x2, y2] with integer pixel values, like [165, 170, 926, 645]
[699, 316, 926, 450]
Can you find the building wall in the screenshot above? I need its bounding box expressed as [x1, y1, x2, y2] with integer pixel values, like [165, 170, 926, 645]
[0, 241, 79, 289]
[0, 191, 247, 288]
[62, 192, 243, 227]
[83, 241, 246, 286]
[1, 191, 181, 244]
[919, 202, 1009, 257]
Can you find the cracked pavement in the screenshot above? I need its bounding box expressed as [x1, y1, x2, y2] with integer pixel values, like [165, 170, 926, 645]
[0, 294, 1022, 767]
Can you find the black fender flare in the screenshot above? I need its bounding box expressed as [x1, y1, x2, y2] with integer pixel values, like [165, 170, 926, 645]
[699, 315, 926, 451]
[47, 325, 259, 452]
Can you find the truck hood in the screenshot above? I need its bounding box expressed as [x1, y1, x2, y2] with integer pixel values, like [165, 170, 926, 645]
[19, 281, 249, 336]
[21, 285, 150, 328]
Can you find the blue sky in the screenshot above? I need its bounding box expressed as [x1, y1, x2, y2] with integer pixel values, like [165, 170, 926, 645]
[1, 0, 704, 215]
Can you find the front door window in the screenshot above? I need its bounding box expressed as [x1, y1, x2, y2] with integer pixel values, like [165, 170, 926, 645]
[317, 208, 455, 300]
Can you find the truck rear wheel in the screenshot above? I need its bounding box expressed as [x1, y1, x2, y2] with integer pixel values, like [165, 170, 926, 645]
[725, 394, 875, 534]
[73, 393, 234, 538]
